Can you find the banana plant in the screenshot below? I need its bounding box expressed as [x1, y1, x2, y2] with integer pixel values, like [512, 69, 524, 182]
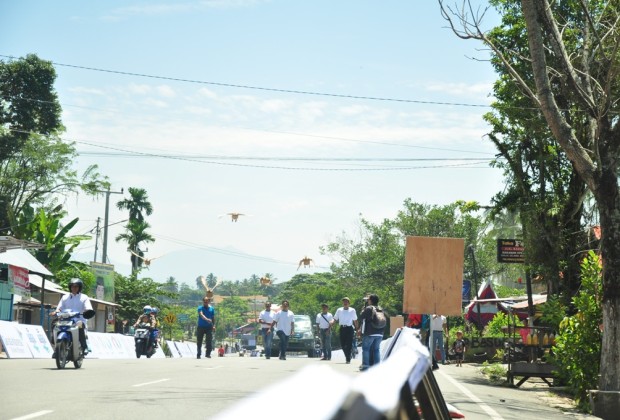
[30, 206, 90, 273]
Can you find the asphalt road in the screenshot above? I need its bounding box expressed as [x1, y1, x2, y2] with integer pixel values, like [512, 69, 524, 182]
[0, 355, 598, 420]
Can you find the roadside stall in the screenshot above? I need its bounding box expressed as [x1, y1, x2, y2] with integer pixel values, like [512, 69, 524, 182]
[503, 298, 557, 387]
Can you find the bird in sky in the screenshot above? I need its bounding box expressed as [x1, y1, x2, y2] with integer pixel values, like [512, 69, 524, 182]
[129, 250, 163, 266]
[218, 212, 250, 222]
[199, 275, 222, 298]
[297, 256, 314, 270]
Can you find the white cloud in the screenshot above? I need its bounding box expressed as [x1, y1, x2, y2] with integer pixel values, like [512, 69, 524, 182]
[69, 87, 106, 96]
[425, 81, 495, 101]
[155, 85, 176, 98]
[197, 87, 218, 99]
[126, 84, 152, 95]
[257, 99, 290, 113]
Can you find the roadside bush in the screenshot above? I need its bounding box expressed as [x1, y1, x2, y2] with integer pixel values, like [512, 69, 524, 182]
[480, 361, 508, 384]
[484, 311, 522, 337]
[551, 251, 602, 411]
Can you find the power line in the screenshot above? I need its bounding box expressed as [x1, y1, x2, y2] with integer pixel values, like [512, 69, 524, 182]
[0, 54, 497, 109]
[3, 95, 496, 156]
[74, 139, 493, 171]
[76, 151, 492, 162]
[7, 128, 497, 171]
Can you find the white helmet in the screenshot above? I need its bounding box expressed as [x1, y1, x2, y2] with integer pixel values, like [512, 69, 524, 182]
[143, 305, 152, 314]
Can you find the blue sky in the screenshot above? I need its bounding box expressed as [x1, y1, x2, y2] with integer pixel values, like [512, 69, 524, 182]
[1, 1, 503, 285]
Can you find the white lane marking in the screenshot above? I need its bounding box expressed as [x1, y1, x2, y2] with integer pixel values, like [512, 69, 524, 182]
[203, 366, 222, 370]
[437, 370, 505, 420]
[9, 410, 54, 420]
[132, 378, 170, 387]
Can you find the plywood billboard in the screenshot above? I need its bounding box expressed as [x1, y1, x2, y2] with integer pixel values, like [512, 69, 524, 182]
[403, 236, 464, 316]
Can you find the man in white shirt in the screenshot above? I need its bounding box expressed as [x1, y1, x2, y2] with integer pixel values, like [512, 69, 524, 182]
[333, 297, 358, 364]
[51, 278, 93, 354]
[258, 302, 276, 359]
[315, 303, 333, 361]
[273, 300, 295, 360]
[430, 314, 448, 367]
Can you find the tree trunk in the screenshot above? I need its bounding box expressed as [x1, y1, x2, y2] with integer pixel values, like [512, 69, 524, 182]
[596, 170, 620, 391]
[521, 0, 620, 391]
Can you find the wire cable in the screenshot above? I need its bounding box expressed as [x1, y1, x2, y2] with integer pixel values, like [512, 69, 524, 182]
[0, 54, 498, 109]
[3, 96, 497, 156]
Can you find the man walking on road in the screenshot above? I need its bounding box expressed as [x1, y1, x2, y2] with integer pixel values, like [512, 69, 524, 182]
[333, 297, 358, 364]
[274, 300, 295, 360]
[357, 294, 386, 371]
[429, 313, 448, 368]
[316, 303, 333, 360]
[258, 302, 276, 359]
[196, 297, 215, 359]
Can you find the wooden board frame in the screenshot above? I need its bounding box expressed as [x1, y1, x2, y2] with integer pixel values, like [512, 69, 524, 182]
[403, 236, 464, 315]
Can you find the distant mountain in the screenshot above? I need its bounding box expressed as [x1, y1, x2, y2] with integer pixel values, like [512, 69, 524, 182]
[141, 248, 299, 285]
[74, 247, 326, 286]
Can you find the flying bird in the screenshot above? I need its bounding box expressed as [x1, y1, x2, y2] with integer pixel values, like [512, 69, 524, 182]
[130, 250, 163, 266]
[297, 256, 314, 270]
[199, 275, 222, 298]
[218, 212, 250, 222]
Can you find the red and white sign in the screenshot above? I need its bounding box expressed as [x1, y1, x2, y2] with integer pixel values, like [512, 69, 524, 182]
[8, 264, 30, 298]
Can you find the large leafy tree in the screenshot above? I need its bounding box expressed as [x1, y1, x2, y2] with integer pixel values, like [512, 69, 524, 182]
[160, 276, 179, 304]
[0, 55, 108, 240]
[0, 56, 108, 234]
[113, 272, 173, 331]
[275, 272, 349, 317]
[459, 0, 591, 298]
[323, 200, 491, 315]
[53, 262, 96, 296]
[439, 0, 620, 393]
[115, 219, 155, 272]
[116, 187, 153, 223]
[178, 283, 204, 307]
[215, 296, 250, 342]
[0, 54, 61, 161]
[116, 188, 154, 271]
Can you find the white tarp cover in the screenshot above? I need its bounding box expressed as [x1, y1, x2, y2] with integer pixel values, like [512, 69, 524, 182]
[0, 249, 52, 276]
[27, 274, 62, 291]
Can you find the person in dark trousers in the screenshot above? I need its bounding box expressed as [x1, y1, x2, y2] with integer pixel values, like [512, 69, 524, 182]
[274, 300, 295, 360]
[357, 294, 386, 371]
[196, 297, 215, 359]
[333, 297, 358, 364]
[315, 303, 333, 360]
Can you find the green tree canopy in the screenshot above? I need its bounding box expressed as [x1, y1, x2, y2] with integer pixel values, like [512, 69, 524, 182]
[116, 187, 153, 223]
[0, 54, 62, 160]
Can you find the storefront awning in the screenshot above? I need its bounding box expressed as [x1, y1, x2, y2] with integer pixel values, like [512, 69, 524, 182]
[28, 274, 62, 291]
[28, 275, 119, 308]
[0, 249, 52, 276]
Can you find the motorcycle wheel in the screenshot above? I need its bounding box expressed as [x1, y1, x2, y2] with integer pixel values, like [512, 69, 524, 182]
[55, 341, 69, 369]
[136, 340, 143, 358]
[74, 355, 83, 369]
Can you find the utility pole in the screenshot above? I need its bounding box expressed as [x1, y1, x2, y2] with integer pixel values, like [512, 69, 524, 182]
[93, 217, 100, 262]
[100, 187, 124, 264]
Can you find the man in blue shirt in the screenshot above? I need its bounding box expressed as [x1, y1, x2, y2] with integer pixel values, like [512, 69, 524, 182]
[197, 297, 215, 359]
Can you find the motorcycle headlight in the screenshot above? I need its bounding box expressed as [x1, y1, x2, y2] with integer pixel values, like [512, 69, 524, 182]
[58, 320, 73, 327]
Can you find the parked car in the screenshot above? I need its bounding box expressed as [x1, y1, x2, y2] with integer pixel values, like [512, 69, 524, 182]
[271, 314, 318, 358]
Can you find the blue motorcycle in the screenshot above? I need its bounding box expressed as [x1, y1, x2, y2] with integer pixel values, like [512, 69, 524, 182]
[53, 309, 95, 369]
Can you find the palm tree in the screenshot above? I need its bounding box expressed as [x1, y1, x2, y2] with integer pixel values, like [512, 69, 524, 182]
[116, 187, 153, 222]
[115, 219, 155, 272]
